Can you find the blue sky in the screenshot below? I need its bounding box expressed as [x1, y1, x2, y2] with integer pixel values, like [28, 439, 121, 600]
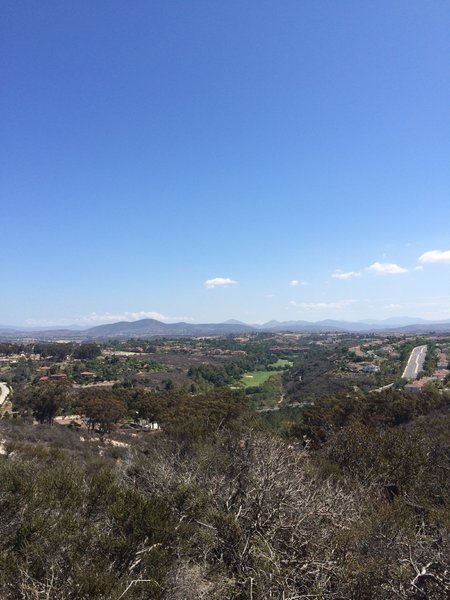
[1, 1, 449, 326]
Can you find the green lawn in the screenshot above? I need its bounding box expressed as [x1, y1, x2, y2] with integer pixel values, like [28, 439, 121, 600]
[240, 370, 274, 387]
[269, 359, 293, 368]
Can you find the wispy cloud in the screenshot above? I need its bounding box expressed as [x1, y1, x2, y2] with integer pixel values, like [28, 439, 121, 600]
[289, 299, 355, 310]
[418, 249, 450, 265]
[205, 277, 238, 289]
[331, 261, 409, 280]
[384, 303, 402, 309]
[290, 279, 308, 287]
[366, 262, 408, 275]
[332, 270, 361, 280]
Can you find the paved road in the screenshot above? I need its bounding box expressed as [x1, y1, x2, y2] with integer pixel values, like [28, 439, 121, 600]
[0, 382, 11, 407]
[402, 345, 427, 380]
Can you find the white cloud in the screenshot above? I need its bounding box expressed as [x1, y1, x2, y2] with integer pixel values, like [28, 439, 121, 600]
[205, 277, 238, 289]
[384, 304, 402, 309]
[332, 270, 361, 280]
[331, 262, 409, 279]
[289, 299, 355, 310]
[366, 262, 408, 275]
[414, 265, 423, 271]
[418, 249, 450, 265]
[290, 279, 308, 287]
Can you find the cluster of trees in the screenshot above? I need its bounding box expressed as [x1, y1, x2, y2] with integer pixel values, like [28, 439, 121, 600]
[13, 383, 126, 432]
[0, 342, 101, 362]
[12, 381, 72, 424]
[12, 383, 248, 440]
[284, 346, 350, 400]
[294, 387, 449, 444]
[73, 343, 102, 360]
[8, 357, 36, 385]
[0, 342, 26, 355]
[34, 342, 74, 361]
[423, 344, 439, 376]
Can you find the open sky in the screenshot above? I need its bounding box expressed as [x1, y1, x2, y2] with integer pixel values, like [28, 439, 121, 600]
[1, 1, 449, 327]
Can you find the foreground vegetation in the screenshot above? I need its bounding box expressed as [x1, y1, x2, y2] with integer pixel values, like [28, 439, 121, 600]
[0, 334, 449, 598]
[0, 384, 449, 599]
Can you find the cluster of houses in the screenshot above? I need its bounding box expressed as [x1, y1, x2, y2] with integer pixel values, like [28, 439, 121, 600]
[38, 366, 97, 383]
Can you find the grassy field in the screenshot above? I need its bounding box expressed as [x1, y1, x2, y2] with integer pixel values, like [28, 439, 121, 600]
[241, 370, 274, 387]
[269, 359, 293, 368]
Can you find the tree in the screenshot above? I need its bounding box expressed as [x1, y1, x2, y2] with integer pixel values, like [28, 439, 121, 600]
[73, 343, 102, 360]
[77, 389, 127, 434]
[13, 381, 70, 424]
[34, 342, 73, 361]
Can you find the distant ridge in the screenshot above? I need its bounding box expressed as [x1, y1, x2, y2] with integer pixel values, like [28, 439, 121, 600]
[221, 319, 248, 326]
[1, 316, 450, 340]
[82, 318, 255, 338]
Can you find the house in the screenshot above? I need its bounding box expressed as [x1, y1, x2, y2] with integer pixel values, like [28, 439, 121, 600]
[404, 377, 434, 393]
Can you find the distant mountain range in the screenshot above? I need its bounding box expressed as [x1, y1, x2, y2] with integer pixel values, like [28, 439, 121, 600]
[1, 316, 450, 340]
